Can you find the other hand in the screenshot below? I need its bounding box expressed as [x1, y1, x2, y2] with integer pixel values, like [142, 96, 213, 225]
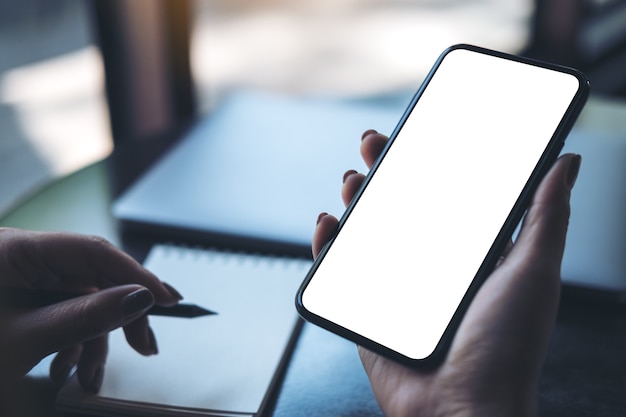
[0, 229, 182, 394]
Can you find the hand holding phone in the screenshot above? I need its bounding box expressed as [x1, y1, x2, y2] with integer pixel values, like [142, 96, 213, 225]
[313, 141, 582, 417]
[297, 45, 589, 368]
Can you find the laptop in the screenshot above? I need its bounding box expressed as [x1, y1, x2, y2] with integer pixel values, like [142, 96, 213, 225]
[112, 90, 404, 256]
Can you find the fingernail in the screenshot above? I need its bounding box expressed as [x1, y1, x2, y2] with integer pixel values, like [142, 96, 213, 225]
[361, 129, 378, 140]
[162, 282, 183, 301]
[566, 154, 582, 189]
[121, 288, 154, 316]
[88, 364, 104, 393]
[343, 169, 358, 183]
[316, 212, 328, 224]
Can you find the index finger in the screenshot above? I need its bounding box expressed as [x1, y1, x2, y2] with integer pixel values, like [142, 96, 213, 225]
[0, 228, 181, 305]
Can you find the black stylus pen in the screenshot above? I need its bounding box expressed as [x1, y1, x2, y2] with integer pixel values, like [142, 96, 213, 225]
[0, 287, 217, 318]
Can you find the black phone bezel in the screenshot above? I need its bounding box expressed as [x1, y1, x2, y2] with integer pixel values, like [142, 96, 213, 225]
[295, 43, 590, 368]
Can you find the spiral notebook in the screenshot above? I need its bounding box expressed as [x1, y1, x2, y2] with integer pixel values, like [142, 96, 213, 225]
[57, 244, 312, 416]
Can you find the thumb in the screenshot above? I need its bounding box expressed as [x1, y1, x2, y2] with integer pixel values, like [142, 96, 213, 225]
[474, 153, 581, 366]
[445, 154, 582, 406]
[489, 153, 581, 329]
[14, 285, 154, 371]
[511, 152, 581, 273]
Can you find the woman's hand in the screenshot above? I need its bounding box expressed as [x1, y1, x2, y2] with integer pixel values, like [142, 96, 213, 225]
[0, 229, 182, 394]
[312, 130, 581, 417]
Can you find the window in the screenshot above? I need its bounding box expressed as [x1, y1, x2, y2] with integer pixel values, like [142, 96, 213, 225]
[0, 0, 112, 214]
[190, 0, 533, 114]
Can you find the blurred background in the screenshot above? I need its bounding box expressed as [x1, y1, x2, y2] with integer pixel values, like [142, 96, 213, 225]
[1, 0, 625, 215]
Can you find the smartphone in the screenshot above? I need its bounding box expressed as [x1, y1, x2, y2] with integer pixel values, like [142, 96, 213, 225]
[295, 44, 589, 368]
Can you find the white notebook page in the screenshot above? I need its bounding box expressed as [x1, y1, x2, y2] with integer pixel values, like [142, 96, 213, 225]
[57, 244, 311, 416]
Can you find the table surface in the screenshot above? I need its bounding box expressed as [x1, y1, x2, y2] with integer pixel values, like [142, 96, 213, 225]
[3, 95, 626, 416]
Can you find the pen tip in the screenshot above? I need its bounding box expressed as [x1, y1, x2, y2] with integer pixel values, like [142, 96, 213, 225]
[194, 305, 218, 317]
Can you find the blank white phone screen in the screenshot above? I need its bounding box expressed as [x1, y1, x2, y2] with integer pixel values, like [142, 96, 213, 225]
[301, 48, 582, 360]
